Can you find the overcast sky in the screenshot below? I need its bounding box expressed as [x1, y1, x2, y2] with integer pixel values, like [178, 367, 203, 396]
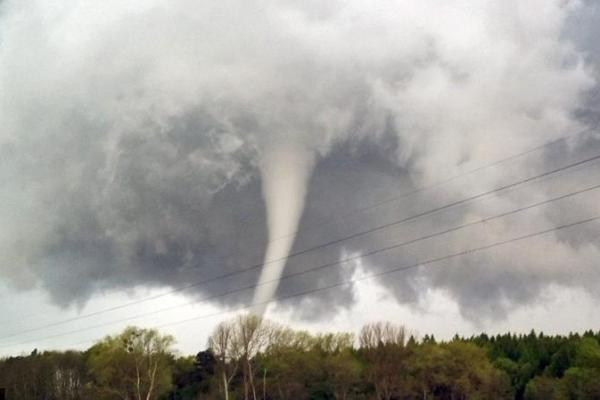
[1, 0, 600, 356]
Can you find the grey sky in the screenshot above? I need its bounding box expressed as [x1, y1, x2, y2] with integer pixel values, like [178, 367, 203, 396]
[1, 0, 600, 355]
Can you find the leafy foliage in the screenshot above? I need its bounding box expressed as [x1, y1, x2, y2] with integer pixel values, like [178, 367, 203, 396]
[0, 321, 599, 399]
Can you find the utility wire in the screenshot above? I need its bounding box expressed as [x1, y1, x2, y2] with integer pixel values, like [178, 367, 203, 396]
[155, 214, 600, 329]
[49, 153, 600, 302]
[1, 127, 596, 328]
[259, 127, 599, 244]
[3, 150, 600, 337]
[2, 180, 599, 341]
[8, 212, 600, 350]
[2, 182, 599, 349]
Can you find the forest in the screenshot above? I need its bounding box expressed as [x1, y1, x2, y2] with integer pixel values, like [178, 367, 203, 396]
[1, 316, 599, 400]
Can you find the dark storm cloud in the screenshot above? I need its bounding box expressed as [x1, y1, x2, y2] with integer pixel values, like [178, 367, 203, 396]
[0, 0, 599, 321]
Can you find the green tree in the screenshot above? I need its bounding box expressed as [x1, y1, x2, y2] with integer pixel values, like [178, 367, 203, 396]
[167, 351, 215, 399]
[86, 326, 175, 400]
[559, 338, 600, 400]
[260, 328, 322, 400]
[414, 341, 512, 400]
[207, 319, 239, 400]
[524, 376, 562, 400]
[359, 322, 413, 400]
[325, 348, 361, 400]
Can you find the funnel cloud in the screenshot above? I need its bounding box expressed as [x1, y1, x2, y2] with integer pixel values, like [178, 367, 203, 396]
[252, 140, 315, 316]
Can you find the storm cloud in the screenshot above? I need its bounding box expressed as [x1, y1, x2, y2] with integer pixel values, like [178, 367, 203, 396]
[1, 0, 599, 321]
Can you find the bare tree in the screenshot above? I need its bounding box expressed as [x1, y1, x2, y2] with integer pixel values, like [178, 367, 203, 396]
[209, 314, 278, 400]
[313, 332, 355, 354]
[208, 321, 238, 400]
[327, 349, 361, 400]
[359, 322, 409, 400]
[230, 314, 275, 400]
[359, 322, 406, 349]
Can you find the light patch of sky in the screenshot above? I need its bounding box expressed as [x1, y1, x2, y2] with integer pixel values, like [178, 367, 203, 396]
[0, 276, 598, 357]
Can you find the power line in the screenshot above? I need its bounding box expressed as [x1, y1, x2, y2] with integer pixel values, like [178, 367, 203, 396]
[72, 154, 600, 295]
[2, 180, 599, 341]
[155, 214, 600, 330]
[8, 211, 600, 351]
[1, 127, 596, 328]
[2, 182, 599, 349]
[4, 150, 599, 336]
[259, 126, 599, 244]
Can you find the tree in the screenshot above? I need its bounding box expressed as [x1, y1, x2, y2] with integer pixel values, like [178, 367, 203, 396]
[86, 326, 175, 400]
[47, 351, 87, 400]
[559, 337, 600, 399]
[2, 318, 599, 399]
[359, 322, 412, 400]
[208, 320, 238, 400]
[524, 376, 561, 400]
[229, 314, 277, 400]
[414, 341, 512, 399]
[260, 344, 319, 399]
[208, 314, 279, 400]
[168, 351, 215, 399]
[326, 349, 361, 400]
[0, 350, 86, 400]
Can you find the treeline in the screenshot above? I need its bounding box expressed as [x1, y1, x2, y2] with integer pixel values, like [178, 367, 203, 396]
[0, 316, 599, 400]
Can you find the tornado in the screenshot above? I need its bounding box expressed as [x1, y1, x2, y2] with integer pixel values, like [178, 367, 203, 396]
[251, 140, 315, 316]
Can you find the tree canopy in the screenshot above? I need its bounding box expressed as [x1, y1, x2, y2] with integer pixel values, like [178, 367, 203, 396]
[1, 319, 599, 399]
